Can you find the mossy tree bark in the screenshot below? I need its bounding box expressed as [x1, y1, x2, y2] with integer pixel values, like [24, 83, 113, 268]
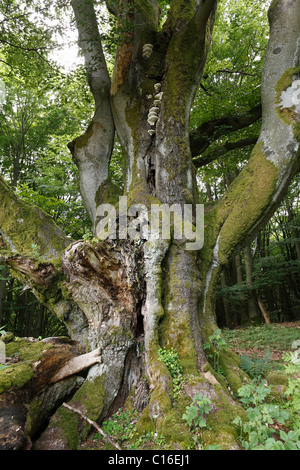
[0, 0, 299, 450]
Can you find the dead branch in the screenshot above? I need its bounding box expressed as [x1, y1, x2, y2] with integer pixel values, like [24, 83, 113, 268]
[62, 402, 122, 450]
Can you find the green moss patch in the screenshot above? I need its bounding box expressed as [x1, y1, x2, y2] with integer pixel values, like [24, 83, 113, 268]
[0, 338, 52, 394]
[52, 375, 107, 449]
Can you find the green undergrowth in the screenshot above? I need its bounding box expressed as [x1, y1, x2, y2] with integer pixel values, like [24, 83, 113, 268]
[85, 322, 300, 451]
[223, 322, 300, 450]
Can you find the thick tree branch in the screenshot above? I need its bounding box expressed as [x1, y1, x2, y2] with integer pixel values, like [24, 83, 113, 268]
[71, 0, 111, 110]
[194, 0, 218, 30]
[110, 0, 160, 98]
[164, 0, 217, 34]
[154, 0, 218, 204]
[190, 104, 262, 158]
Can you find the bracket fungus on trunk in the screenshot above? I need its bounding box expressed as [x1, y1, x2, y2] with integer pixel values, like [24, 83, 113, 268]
[142, 43, 153, 59]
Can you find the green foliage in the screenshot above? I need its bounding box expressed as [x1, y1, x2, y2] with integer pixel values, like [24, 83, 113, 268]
[99, 408, 139, 444]
[157, 347, 184, 399]
[0, 1, 96, 339]
[203, 328, 229, 373]
[0, 69, 93, 238]
[30, 243, 41, 261]
[182, 392, 217, 449]
[234, 411, 300, 450]
[223, 324, 300, 352]
[240, 347, 273, 379]
[192, 0, 270, 200]
[0, 325, 7, 337]
[282, 346, 300, 427]
[234, 338, 300, 450]
[283, 349, 300, 377]
[97, 408, 168, 450]
[252, 255, 300, 290]
[131, 431, 167, 450]
[233, 378, 300, 450]
[236, 378, 271, 406]
[182, 392, 213, 430]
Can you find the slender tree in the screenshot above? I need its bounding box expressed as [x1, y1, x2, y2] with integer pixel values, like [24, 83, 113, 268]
[0, 0, 299, 449]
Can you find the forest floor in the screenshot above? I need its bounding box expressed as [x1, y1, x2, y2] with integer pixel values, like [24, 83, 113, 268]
[80, 320, 300, 451]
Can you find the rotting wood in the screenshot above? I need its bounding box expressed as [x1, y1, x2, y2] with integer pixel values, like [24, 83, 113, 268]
[50, 348, 102, 383]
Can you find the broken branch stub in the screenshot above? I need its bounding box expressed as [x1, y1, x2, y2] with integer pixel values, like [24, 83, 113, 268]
[50, 348, 102, 384]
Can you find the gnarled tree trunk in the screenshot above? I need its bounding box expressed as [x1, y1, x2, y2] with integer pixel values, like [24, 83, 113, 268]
[0, 0, 299, 450]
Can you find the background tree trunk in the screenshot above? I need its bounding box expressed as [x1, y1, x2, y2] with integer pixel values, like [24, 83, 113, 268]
[234, 252, 248, 324]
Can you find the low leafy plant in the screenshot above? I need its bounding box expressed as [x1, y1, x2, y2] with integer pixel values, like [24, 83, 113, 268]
[131, 431, 167, 450]
[82, 231, 93, 240]
[31, 243, 41, 260]
[283, 348, 300, 377]
[233, 378, 300, 450]
[236, 378, 271, 406]
[157, 347, 183, 399]
[82, 231, 98, 243]
[182, 392, 214, 449]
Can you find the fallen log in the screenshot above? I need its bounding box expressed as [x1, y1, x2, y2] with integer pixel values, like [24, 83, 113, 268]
[0, 335, 97, 450]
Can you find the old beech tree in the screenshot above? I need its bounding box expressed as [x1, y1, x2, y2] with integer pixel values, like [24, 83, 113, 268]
[0, 0, 299, 449]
